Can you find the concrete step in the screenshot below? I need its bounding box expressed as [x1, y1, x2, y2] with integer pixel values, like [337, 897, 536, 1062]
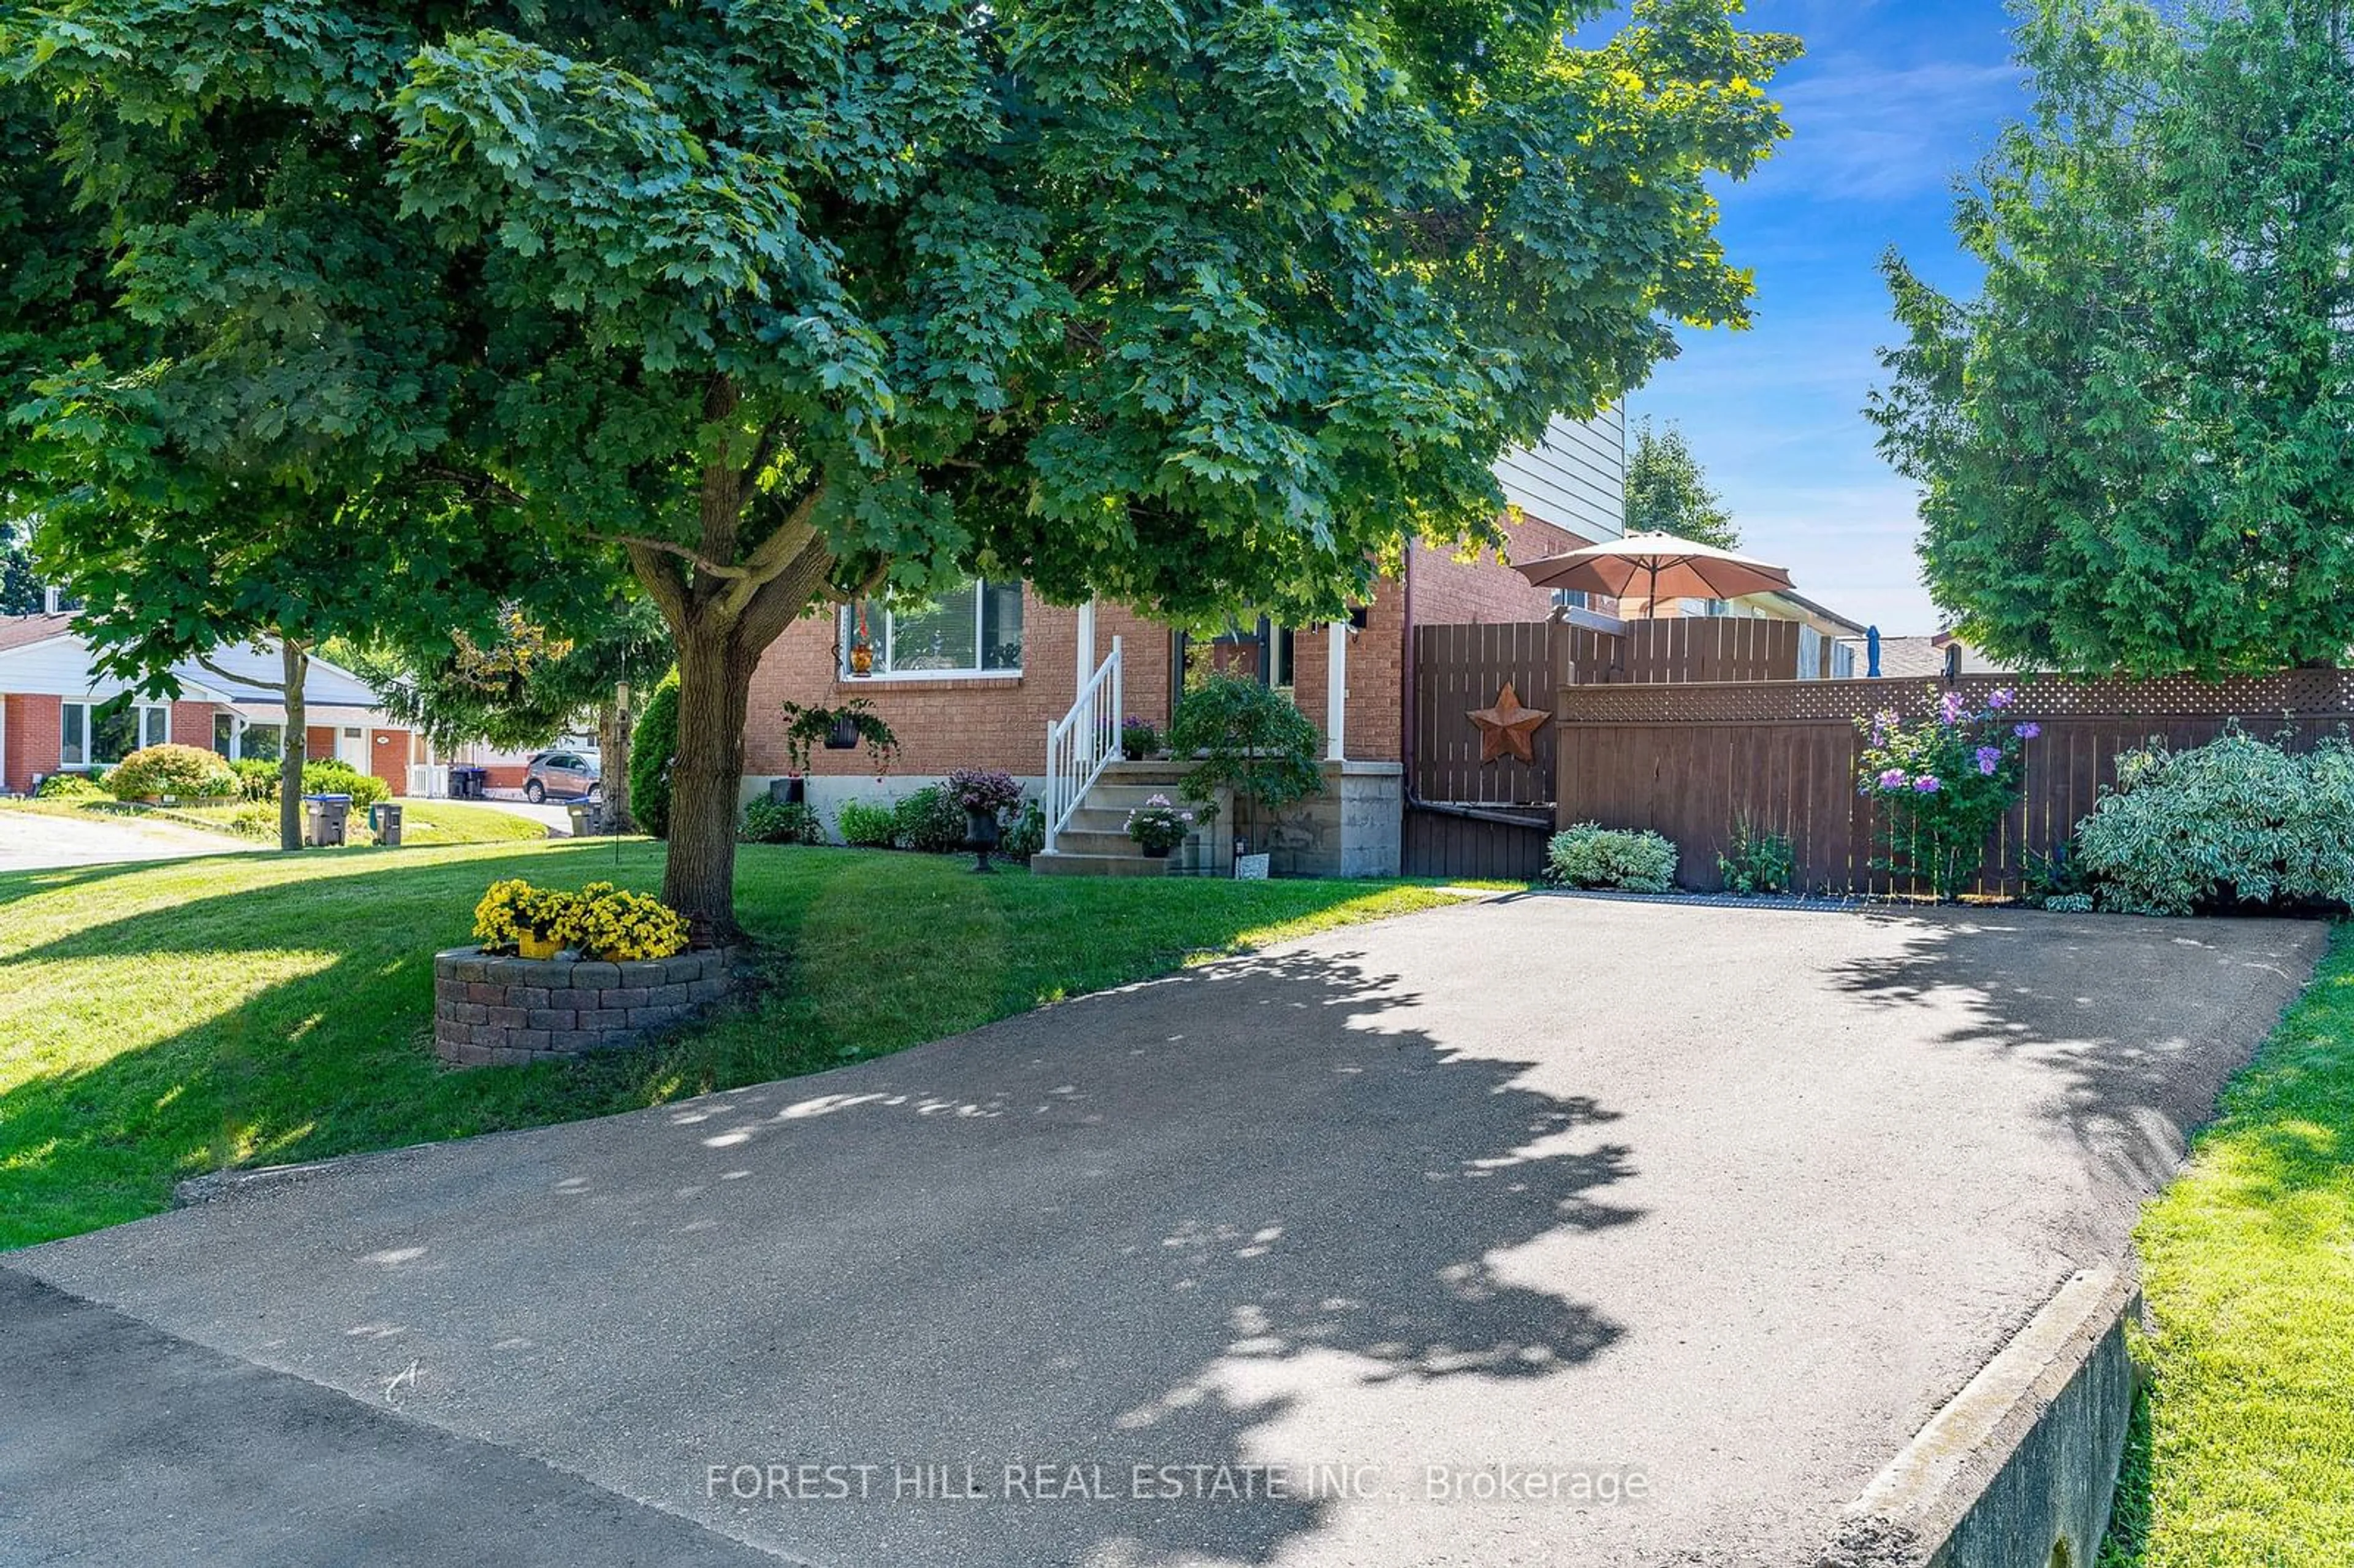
[1029, 850, 1175, 878]
[1077, 782, 1209, 810]
[1052, 828, 1156, 856]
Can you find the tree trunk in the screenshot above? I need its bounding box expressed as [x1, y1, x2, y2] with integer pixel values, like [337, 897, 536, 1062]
[663, 621, 758, 938]
[278, 638, 308, 851]
[600, 687, 633, 832]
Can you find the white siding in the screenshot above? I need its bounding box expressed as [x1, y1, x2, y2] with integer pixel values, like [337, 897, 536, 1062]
[1493, 407, 1626, 542]
[0, 628, 380, 707]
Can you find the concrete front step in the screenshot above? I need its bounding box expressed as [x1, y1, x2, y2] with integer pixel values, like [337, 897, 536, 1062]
[1030, 850, 1174, 878]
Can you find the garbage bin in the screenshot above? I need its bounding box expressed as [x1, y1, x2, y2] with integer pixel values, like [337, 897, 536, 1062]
[568, 802, 604, 837]
[303, 793, 352, 848]
[449, 766, 484, 799]
[371, 801, 403, 848]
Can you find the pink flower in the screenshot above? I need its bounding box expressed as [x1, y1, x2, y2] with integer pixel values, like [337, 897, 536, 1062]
[2014, 721, 2041, 740]
[1913, 775, 1943, 794]
[1987, 688, 2014, 710]
[1938, 691, 1968, 726]
[1975, 745, 2003, 775]
[1877, 768, 1908, 791]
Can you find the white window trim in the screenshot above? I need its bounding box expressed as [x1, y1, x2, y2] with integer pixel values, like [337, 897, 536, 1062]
[60, 697, 170, 769]
[840, 580, 1025, 681]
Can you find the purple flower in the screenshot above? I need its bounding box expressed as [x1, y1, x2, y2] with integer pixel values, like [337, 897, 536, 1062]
[2014, 721, 2041, 740]
[1913, 775, 1943, 794]
[1876, 768, 1909, 791]
[1976, 745, 2003, 776]
[1938, 691, 1968, 726]
[1987, 688, 2014, 710]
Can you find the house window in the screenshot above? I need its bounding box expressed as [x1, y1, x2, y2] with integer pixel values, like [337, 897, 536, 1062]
[240, 722, 284, 763]
[1270, 627, 1297, 691]
[845, 579, 1024, 677]
[63, 696, 167, 769]
[213, 712, 235, 759]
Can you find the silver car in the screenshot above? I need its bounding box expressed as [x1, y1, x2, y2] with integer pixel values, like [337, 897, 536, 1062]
[522, 750, 601, 804]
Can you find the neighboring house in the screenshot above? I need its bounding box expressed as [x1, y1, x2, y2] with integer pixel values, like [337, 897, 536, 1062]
[744, 411, 1634, 875]
[0, 613, 414, 795]
[1612, 587, 1867, 680]
[1849, 631, 2018, 680]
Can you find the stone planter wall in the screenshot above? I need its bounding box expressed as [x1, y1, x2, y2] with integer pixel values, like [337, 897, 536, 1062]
[433, 946, 734, 1067]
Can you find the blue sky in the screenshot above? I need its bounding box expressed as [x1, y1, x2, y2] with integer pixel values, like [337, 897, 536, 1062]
[1622, 0, 2030, 633]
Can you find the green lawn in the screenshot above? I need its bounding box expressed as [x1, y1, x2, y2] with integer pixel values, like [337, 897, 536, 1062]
[2100, 923, 2354, 1567]
[0, 841, 1460, 1248]
[0, 795, 548, 845]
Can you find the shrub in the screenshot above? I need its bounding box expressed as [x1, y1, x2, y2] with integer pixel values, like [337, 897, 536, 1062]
[36, 772, 107, 800]
[2044, 892, 2095, 913]
[1856, 685, 2039, 899]
[1168, 673, 1322, 849]
[630, 673, 680, 839]
[232, 758, 281, 802]
[105, 744, 239, 801]
[945, 767, 1023, 818]
[227, 803, 277, 839]
[836, 798, 899, 847]
[1000, 798, 1046, 862]
[1546, 823, 1678, 892]
[299, 758, 389, 811]
[473, 878, 578, 950]
[1716, 814, 1796, 896]
[2074, 730, 2354, 916]
[891, 784, 969, 852]
[568, 881, 691, 962]
[741, 796, 823, 845]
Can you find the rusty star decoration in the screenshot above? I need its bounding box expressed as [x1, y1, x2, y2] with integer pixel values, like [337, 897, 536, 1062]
[1468, 682, 1552, 764]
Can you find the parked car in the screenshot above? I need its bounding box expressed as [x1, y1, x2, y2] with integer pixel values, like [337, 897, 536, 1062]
[522, 750, 601, 804]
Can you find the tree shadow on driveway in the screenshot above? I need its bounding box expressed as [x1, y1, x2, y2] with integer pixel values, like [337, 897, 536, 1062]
[1819, 908, 2323, 1200]
[15, 945, 1646, 1568]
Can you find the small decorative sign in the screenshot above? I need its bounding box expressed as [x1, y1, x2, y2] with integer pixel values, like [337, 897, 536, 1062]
[1468, 682, 1552, 764]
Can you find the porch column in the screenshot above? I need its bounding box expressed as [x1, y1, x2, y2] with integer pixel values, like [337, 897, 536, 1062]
[1325, 621, 1347, 761]
[1075, 596, 1097, 690]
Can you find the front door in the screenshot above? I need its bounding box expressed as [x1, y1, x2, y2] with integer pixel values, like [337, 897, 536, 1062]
[336, 726, 367, 771]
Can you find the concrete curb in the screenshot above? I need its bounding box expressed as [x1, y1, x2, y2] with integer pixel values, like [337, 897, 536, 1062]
[1818, 1265, 2141, 1568]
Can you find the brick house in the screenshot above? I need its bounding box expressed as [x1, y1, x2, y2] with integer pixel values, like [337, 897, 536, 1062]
[0, 612, 412, 796]
[742, 413, 1630, 875]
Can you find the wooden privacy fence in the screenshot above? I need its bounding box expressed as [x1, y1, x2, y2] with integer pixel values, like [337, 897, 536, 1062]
[1553, 669, 2354, 895]
[1404, 617, 1845, 878]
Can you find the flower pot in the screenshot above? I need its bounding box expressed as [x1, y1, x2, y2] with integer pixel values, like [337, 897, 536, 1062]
[825, 714, 861, 749]
[964, 808, 1002, 848]
[1141, 843, 1171, 859]
[1232, 851, 1271, 881]
[518, 933, 562, 961]
[1121, 745, 1149, 763]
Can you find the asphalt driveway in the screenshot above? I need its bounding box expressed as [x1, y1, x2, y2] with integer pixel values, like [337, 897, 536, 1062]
[0, 805, 260, 873]
[1, 897, 2322, 1567]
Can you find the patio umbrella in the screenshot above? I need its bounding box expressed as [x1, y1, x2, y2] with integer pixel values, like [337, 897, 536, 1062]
[1511, 531, 1794, 617]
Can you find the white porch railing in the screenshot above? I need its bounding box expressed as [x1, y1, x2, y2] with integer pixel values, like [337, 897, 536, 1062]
[1044, 636, 1122, 856]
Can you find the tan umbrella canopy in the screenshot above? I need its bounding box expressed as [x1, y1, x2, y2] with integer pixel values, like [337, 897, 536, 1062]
[1511, 531, 1795, 617]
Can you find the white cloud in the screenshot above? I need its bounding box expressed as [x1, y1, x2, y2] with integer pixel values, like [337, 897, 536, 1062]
[1756, 56, 2023, 202]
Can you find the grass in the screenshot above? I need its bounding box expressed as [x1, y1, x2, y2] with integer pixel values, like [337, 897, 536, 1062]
[0, 794, 548, 846]
[2098, 921, 2354, 1567]
[0, 840, 1461, 1248]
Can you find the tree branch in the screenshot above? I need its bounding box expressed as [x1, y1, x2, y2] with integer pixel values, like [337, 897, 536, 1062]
[715, 481, 829, 625]
[417, 463, 528, 509]
[625, 543, 691, 634]
[194, 651, 292, 698]
[590, 530, 749, 580]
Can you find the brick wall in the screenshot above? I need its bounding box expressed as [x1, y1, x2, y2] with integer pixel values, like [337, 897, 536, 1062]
[1406, 516, 1589, 625]
[305, 725, 334, 763]
[169, 701, 215, 750]
[369, 728, 409, 792]
[745, 591, 1178, 778]
[4, 693, 61, 793]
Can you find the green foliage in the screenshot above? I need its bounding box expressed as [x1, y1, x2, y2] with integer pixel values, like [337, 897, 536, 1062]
[1715, 815, 1795, 896]
[0, 521, 40, 615]
[777, 699, 898, 775]
[232, 759, 281, 803]
[1120, 717, 1161, 760]
[2022, 840, 2090, 907]
[630, 676, 680, 840]
[1167, 674, 1324, 843]
[2074, 731, 2354, 916]
[105, 744, 238, 802]
[1623, 419, 1737, 549]
[1545, 823, 1678, 892]
[300, 759, 390, 812]
[34, 772, 104, 800]
[742, 797, 824, 847]
[835, 799, 899, 848]
[1871, 1, 2354, 675]
[1124, 795, 1198, 854]
[891, 786, 969, 853]
[999, 798, 1045, 863]
[1856, 686, 2036, 900]
[361, 595, 669, 753]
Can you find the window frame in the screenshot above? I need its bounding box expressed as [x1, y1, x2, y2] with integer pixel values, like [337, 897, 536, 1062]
[61, 696, 170, 770]
[842, 579, 1025, 681]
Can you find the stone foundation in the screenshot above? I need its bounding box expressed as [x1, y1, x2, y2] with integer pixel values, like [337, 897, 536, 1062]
[432, 946, 734, 1067]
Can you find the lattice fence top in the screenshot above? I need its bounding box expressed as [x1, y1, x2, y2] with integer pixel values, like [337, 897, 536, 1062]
[1555, 670, 2354, 727]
